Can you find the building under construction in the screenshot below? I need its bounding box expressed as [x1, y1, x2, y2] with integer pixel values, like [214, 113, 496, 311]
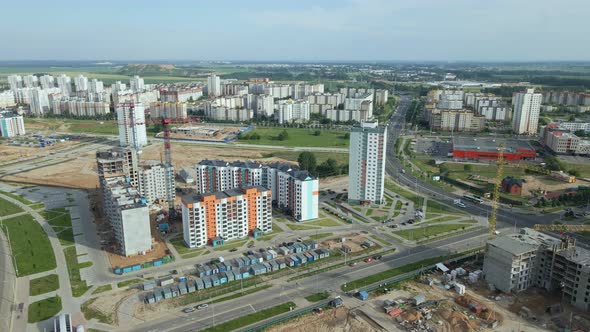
[483, 228, 590, 310]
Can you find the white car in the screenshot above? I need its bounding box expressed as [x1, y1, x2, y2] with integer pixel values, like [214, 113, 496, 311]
[196, 303, 209, 310]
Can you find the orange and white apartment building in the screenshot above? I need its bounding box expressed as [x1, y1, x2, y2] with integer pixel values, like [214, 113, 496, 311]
[181, 186, 272, 248]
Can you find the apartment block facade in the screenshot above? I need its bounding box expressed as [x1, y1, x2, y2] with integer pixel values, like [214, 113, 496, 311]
[484, 228, 590, 311]
[195, 160, 319, 221]
[117, 102, 148, 151]
[102, 177, 152, 256]
[512, 89, 542, 135]
[0, 112, 25, 137]
[348, 121, 387, 205]
[181, 187, 272, 248]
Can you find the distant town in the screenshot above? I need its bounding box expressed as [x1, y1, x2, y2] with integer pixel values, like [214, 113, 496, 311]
[1, 60, 590, 332]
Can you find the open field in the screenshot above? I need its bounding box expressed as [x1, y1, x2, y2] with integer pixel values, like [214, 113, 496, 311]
[28, 296, 62, 323]
[92, 284, 113, 295]
[64, 246, 91, 297]
[393, 224, 470, 241]
[0, 196, 23, 215]
[238, 128, 349, 148]
[29, 274, 60, 296]
[202, 302, 296, 332]
[0, 214, 56, 276]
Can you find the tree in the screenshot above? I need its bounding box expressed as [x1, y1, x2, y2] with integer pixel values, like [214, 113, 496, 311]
[313, 130, 321, 136]
[343, 132, 350, 139]
[298, 151, 317, 174]
[317, 158, 340, 177]
[464, 164, 473, 172]
[277, 130, 289, 141]
[569, 169, 580, 177]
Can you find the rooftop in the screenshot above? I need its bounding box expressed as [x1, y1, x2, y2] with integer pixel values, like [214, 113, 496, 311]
[558, 247, 590, 266]
[182, 185, 270, 204]
[488, 228, 562, 256]
[453, 137, 535, 153]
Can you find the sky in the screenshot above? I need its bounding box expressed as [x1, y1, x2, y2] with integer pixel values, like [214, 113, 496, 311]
[2, 0, 589, 62]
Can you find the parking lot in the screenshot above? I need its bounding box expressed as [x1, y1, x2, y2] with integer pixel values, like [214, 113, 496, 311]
[413, 138, 453, 157]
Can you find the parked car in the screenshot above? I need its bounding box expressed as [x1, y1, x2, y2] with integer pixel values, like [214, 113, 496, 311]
[364, 258, 373, 263]
[182, 307, 195, 313]
[372, 255, 383, 260]
[196, 304, 209, 310]
[229, 248, 238, 252]
[349, 262, 357, 267]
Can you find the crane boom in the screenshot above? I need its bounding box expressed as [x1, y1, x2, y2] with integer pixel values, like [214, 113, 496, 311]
[489, 144, 504, 238]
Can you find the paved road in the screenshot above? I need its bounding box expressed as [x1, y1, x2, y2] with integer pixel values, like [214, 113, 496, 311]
[127, 230, 486, 332]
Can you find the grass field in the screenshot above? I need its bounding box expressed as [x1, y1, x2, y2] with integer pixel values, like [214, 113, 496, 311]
[0, 196, 23, 216]
[117, 278, 142, 288]
[305, 291, 330, 302]
[385, 181, 421, 205]
[562, 161, 590, 178]
[341, 254, 465, 292]
[393, 224, 469, 241]
[426, 200, 461, 216]
[0, 190, 33, 205]
[91, 284, 113, 295]
[262, 150, 349, 164]
[201, 302, 296, 332]
[210, 285, 272, 304]
[239, 128, 349, 148]
[425, 216, 462, 224]
[0, 214, 56, 276]
[64, 246, 91, 297]
[29, 274, 60, 296]
[305, 218, 342, 227]
[28, 296, 62, 323]
[309, 233, 333, 240]
[286, 223, 320, 231]
[81, 297, 113, 324]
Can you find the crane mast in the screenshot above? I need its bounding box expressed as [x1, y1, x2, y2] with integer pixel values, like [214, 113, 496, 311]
[489, 144, 504, 238]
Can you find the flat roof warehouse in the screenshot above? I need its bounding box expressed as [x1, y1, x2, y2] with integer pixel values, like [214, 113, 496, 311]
[452, 137, 535, 153]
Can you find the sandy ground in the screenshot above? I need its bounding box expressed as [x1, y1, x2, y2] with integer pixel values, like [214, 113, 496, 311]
[268, 307, 380, 332]
[522, 175, 590, 196]
[3, 141, 297, 189]
[85, 288, 139, 327]
[321, 234, 368, 254]
[0, 140, 81, 163]
[106, 239, 169, 269]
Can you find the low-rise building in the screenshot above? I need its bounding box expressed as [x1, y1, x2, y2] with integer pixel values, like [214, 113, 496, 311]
[181, 187, 272, 248]
[501, 177, 523, 195]
[484, 228, 590, 311]
[545, 131, 580, 154]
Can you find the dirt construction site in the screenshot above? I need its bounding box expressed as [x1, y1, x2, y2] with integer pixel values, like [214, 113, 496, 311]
[268, 307, 381, 332]
[164, 124, 246, 142]
[2, 140, 297, 189]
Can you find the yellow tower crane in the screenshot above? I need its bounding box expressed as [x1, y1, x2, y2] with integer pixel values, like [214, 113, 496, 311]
[489, 144, 504, 238]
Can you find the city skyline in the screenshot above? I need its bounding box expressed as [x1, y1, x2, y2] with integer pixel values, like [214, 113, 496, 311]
[2, 0, 589, 62]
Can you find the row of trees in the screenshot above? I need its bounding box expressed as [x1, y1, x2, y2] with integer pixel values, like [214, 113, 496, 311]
[297, 151, 348, 178]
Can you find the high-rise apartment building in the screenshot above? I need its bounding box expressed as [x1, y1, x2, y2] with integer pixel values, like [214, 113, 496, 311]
[138, 162, 175, 204]
[117, 102, 147, 152]
[7, 75, 23, 90]
[149, 102, 188, 119]
[30, 88, 50, 116]
[23, 75, 39, 88]
[181, 187, 272, 248]
[88, 79, 104, 94]
[74, 75, 89, 92]
[275, 99, 310, 124]
[130, 76, 145, 92]
[56, 74, 72, 96]
[348, 121, 387, 205]
[39, 75, 55, 89]
[96, 148, 140, 188]
[195, 160, 319, 221]
[512, 89, 542, 135]
[102, 176, 152, 256]
[0, 112, 26, 137]
[207, 73, 221, 97]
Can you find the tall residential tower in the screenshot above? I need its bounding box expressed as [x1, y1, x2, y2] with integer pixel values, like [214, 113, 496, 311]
[117, 102, 148, 152]
[512, 88, 542, 135]
[348, 121, 388, 205]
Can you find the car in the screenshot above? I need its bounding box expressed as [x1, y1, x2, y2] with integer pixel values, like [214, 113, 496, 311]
[247, 244, 255, 248]
[349, 262, 357, 267]
[373, 255, 383, 260]
[364, 258, 373, 263]
[196, 304, 209, 310]
[182, 307, 195, 313]
[392, 224, 399, 228]
[229, 248, 238, 252]
[401, 222, 406, 226]
[407, 221, 414, 225]
[296, 238, 303, 242]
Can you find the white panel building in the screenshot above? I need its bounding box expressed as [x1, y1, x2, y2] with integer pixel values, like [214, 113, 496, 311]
[512, 89, 542, 135]
[348, 121, 387, 205]
[139, 162, 175, 204]
[117, 102, 148, 152]
[207, 73, 221, 97]
[0, 112, 25, 137]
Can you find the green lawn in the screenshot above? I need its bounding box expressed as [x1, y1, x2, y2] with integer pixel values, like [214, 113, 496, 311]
[425, 216, 462, 224]
[57, 228, 75, 246]
[265, 150, 349, 164]
[385, 181, 421, 205]
[342, 254, 464, 292]
[91, 284, 113, 295]
[0, 214, 56, 276]
[305, 291, 330, 302]
[393, 200, 403, 218]
[64, 246, 91, 297]
[393, 224, 469, 241]
[238, 128, 349, 148]
[117, 278, 143, 288]
[286, 223, 320, 231]
[426, 200, 460, 216]
[561, 161, 590, 178]
[29, 203, 45, 210]
[306, 218, 342, 227]
[0, 190, 33, 205]
[201, 302, 296, 332]
[43, 208, 72, 227]
[0, 196, 23, 216]
[28, 296, 62, 323]
[29, 274, 60, 296]
[309, 233, 333, 240]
